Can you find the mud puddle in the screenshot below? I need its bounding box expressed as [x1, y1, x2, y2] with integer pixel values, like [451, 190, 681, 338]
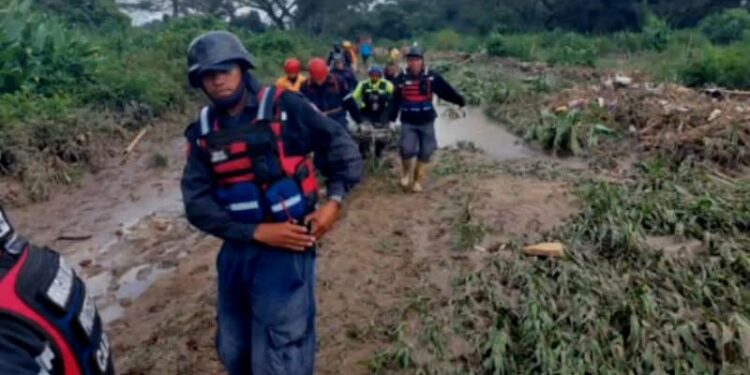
[435, 105, 537, 160]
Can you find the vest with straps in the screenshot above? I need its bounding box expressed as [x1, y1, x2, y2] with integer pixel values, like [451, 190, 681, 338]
[399, 68, 434, 113]
[275, 75, 306, 93]
[196, 86, 319, 224]
[0, 246, 113, 375]
[361, 80, 390, 118]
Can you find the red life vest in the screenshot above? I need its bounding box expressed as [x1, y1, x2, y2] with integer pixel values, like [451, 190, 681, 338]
[400, 68, 435, 113]
[0, 247, 113, 375]
[401, 68, 433, 102]
[197, 86, 319, 223]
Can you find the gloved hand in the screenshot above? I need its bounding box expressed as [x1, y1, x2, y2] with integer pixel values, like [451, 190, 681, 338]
[347, 122, 359, 134]
[253, 222, 315, 252]
[360, 122, 374, 134]
[389, 122, 400, 131]
[304, 200, 341, 240]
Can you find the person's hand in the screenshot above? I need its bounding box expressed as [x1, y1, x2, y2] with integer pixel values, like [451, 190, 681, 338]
[253, 222, 315, 252]
[347, 122, 359, 133]
[304, 201, 341, 240]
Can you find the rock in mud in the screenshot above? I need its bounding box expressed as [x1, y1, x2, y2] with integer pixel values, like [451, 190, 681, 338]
[522, 242, 565, 258]
[614, 74, 633, 88]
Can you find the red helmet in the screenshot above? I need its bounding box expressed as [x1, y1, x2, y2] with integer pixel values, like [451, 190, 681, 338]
[308, 58, 329, 82]
[284, 58, 301, 75]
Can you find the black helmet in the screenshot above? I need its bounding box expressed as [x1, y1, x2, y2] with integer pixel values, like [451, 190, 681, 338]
[187, 31, 255, 88]
[332, 52, 345, 63]
[333, 42, 342, 52]
[406, 45, 424, 59]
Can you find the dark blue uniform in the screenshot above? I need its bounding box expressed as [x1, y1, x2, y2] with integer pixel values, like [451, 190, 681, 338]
[300, 74, 362, 129]
[389, 69, 465, 162]
[331, 66, 358, 93]
[181, 87, 362, 375]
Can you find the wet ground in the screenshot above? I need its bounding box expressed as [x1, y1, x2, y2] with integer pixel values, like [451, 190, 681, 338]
[6, 108, 581, 374]
[435, 106, 536, 160]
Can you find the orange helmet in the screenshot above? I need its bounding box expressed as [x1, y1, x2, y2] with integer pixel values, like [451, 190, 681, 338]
[308, 58, 329, 82]
[284, 58, 301, 75]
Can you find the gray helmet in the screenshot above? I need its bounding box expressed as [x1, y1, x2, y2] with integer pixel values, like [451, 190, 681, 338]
[187, 31, 255, 88]
[406, 46, 424, 59]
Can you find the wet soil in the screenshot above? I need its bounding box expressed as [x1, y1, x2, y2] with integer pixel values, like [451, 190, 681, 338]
[4, 109, 580, 374]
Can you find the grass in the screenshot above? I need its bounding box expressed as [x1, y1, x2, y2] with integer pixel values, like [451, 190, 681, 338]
[367, 155, 750, 374]
[453, 195, 486, 251]
[148, 152, 169, 169]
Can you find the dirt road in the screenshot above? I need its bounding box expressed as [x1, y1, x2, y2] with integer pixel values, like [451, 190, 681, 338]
[6, 109, 581, 374]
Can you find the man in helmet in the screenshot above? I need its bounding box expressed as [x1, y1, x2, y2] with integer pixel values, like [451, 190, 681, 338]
[275, 57, 307, 92]
[182, 31, 362, 375]
[342, 40, 358, 71]
[330, 53, 358, 93]
[384, 61, 399, 84]
[300, 57, 362, 130]
[327, 41, 351, 68]
[0, 206, 114, 375]
[351, 65, 394, 158]
[389, 45, 466, 193]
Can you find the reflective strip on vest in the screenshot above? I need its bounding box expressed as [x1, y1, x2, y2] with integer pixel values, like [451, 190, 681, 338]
[229, 201, 260, 211]
[270, 194, 302, 213]
[200, 106, 210, 136]
[257, 87, 275, 121]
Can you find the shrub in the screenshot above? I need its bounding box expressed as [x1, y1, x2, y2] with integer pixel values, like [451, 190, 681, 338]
[431, 29, 461, 51]
[699, 8, 750, 45]
[641, 13, 671, 52]
[544, 33, 598, 67]
[0, 1, 99, 96]
[486, 34, 533, 60]
[679, 46, 750, 89]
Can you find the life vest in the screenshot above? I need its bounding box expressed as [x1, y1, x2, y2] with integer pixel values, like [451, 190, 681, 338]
[0, 246, 113, 375]
[275, 75, 306, 93]
[399, 68, 434, 113]
[361, 80, 390, 118]
[196, 86, 318, 224]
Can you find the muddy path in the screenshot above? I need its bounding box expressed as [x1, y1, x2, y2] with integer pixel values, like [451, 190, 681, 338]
[6, 107, 583, 374]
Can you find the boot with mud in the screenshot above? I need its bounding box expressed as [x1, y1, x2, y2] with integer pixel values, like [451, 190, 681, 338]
[412, 161, 428, 193]
[400, 158, 416, 189]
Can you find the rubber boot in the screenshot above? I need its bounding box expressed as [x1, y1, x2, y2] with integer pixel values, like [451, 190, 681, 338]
[400, 158, 416, 189]
[412, 162, 428, 193]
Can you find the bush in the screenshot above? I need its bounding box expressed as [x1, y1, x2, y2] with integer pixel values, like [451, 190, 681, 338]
[430, 29, 461, 51]
[544, 33, 598, 67]
[641, 13, 671, 52]
[486, 34, 533, 60]
[699, 8, 750, 45]
[679, 46, 750, 89]
[0, 1, 99, 96]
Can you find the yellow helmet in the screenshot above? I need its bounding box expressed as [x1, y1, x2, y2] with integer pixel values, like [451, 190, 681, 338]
[342, 40, 352, 49]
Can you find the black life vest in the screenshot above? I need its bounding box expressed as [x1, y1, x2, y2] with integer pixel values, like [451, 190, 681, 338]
[361, 80, 390, 118]
[399, 68, 434, 113]
[196, 86, 319, 223]
[0, 246, 113, 375]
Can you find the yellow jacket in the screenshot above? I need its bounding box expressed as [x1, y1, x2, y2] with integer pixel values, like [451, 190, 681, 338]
[275, 75, 307, 92]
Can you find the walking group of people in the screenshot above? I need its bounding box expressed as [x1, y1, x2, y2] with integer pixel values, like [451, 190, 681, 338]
[0, 30, 465, 375]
